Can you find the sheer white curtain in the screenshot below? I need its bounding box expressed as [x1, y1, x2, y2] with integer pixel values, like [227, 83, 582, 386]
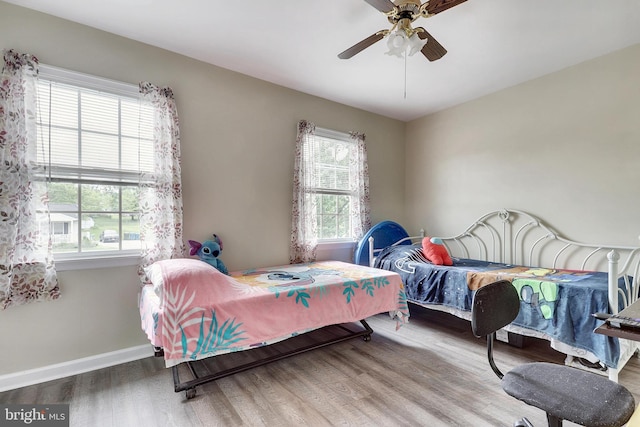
[348, 131, 371, 240]
[138, 82, 185, 279]
[290, 120, 318, 263]
[0, 49, 59, 310]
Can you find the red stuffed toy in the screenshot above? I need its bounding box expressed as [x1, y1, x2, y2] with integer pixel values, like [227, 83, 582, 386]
[422, 237, 453, 266]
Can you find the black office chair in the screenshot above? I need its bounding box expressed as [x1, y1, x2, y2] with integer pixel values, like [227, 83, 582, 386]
[471, 280, 635, 427]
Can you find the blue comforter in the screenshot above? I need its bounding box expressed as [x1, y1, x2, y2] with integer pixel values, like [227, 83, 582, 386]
[374, 244, 622, 368]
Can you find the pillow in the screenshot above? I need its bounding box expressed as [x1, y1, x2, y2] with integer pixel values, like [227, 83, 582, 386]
[144, 258, 225, 304]
[422, 237, 453, 266]
[144, 262, 166, 301]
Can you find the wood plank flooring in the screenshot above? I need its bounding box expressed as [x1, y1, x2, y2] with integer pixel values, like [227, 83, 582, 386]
[2, 305, 640, 426]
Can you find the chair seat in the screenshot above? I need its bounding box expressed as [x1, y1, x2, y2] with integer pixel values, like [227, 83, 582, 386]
[502, 362, 635, 427]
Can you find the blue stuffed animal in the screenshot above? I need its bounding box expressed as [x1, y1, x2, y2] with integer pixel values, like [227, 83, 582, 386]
[188, 233, 228, 275]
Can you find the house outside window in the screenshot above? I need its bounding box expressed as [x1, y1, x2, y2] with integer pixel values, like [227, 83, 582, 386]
[36, 65, 154, 260]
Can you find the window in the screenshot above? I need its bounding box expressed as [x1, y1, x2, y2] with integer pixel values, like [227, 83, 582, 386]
[308, 129, 354, 240]
[291, 120, 369, 264]
[36, 66, 154, 259]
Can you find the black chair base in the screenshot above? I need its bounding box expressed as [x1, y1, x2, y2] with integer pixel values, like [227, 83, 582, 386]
[514, 418, 534, 427]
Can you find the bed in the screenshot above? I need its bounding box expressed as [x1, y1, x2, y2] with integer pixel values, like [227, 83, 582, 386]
[355, 209, 640, 382]
[139, 258, 409, 398]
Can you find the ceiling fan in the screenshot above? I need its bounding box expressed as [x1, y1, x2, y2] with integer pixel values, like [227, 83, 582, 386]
[338, 0, 468, 61]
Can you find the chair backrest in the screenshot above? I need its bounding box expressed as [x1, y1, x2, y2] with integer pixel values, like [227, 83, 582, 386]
[471, 280, 520, 338]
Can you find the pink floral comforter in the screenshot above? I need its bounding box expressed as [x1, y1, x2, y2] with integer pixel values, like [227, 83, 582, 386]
[139, 259, 409, 367]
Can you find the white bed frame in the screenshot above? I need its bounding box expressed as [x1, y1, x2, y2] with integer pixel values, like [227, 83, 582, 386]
[368, 208, 640, 382]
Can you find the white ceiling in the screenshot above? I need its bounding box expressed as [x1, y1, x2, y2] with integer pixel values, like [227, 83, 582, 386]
[6, 0, 640, 122]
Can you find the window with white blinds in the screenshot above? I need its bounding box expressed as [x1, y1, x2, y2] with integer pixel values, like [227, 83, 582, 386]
[307, 128, 353, 240]
[36, 65, 154, 258]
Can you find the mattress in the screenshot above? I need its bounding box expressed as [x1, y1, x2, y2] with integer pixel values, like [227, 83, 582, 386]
[139, 259, 409, 367]
[375, 244, 623, 367]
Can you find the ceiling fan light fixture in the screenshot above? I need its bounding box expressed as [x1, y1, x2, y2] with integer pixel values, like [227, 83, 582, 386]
[385, 28, 426, 58]
[407, 32, 427, 56]
[385, 29, 408, 57]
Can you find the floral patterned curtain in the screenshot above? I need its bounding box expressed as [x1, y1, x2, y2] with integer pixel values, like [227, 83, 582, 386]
[290, 120, 318, 263]
[138, 82, 185, 280]
[348, 131, 371, 240]
[0, 49, 59, 310]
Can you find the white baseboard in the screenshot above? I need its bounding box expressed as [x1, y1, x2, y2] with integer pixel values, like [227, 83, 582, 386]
[0, 344, 154, 393]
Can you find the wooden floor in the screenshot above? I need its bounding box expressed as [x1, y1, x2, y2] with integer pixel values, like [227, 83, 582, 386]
[2, 305, 640, 427]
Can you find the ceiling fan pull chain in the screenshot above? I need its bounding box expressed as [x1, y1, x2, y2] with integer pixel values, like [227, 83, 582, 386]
[404, 50, 408, 99]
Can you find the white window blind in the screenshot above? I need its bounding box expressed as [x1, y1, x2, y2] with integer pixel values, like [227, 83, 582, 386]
[36, 66, 154, 184]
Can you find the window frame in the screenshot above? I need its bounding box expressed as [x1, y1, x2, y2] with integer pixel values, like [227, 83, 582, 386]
[307, 127, 357, 243]
[37, 65, 146, 270]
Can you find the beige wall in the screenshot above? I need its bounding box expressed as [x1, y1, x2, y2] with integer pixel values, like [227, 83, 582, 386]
[0, 1, 406, 375]
[405, 44, 640, 247]
[3, 0, 638, 379]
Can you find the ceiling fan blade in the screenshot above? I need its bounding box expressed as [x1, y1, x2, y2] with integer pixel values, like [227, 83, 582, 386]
[338, 32, 386, 59]
[364, 0, 396, 13]
[416, 28, 447, 61]
[424, 0, 468, 15]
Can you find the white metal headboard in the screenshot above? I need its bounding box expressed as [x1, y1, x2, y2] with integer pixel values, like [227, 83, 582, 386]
[433, 209, 640, 312]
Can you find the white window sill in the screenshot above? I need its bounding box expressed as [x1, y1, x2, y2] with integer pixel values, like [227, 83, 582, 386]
[54, 254, 141, 271]
[317, 240, 357, 249]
